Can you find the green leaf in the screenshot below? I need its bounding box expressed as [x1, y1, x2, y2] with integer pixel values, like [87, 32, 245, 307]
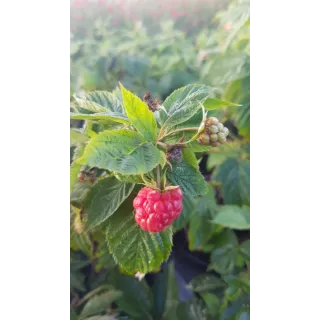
[105, 196, 173, 274]
[70, 311, 77, 320]
[82, 316, 117, 320]
[235, 103, 250, 139]
[120, 83, 157, 142]
[70, 270, 86, 292]
[74, 97, 109, 113]
[70, 144, 85, 196]
[162, 84, 214, 130]
[204, 98, 240, 110]
[159, 150, 167, 168]
[210, 250, 238, 274]
[167, 162, 208, 196]
[162, 262, 180, 320]
[70, 163, 82, 196]
[182, 148, 198, 169]
[84, 90, 124, 113]
[208, 229, 238, 274]
[173, 195, 196, 232]
[222, 294, 249, 320]
[176, 298, 207, 320]
[70, 211, 93, 258]
[236, 240, 251, 268]
[203, 53, 249, 86]
[71, 129, 89, 144]
[152, 262, 180, 320]
[70, 256, 90, 292]
[188, 189, 217, 250]
[71, 181, 93, 208]
[200, 225, 225, 253]
[239, 311, 250, 320]
[207, 142, 245, 170]
[215, 158, 250, 205]
[108, 269, 152, 319]
[217, 0, 250, 51]
[240, 240, 250, 261]
[185, 141, 212, 153]
[84, 177, 135, 231]
[228, 272, 250, 294]
[152, 271, 168, 320]
[79, 130, 161, 175]
[223, 78, 244, 103]
[168, 108, 203, 131]
[70, 256, 91, 270]
[214, 205, 250, 230]
[200, 293, 220, 316]
[162, 130, 195, 145]
[114, 173, 143, 184]
[95, 243, 116, 272]
[79, 292, 123, 320]
[70, 112, 130, 124]
[186, 274, 225, 293]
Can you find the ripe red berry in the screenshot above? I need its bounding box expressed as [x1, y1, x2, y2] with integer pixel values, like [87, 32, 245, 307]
[161, 192, 171, 201]
[133, 196, 145, 209]
[154, 201, 165, 213]
[171, 187, 183, 200]
[147, 190, 161, 201]
[134, 187, 184, 233]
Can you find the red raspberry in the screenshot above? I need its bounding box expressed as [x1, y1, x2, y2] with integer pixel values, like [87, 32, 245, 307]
[171, 187, 184, 200]
[133, 187, 184, 233]
[133, 196, 145, 209]
[147, 190, 161, 201]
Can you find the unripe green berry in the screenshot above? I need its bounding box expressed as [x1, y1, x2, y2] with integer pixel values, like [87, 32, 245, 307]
[218, 132, 227, 143]
[206, 117, 219, 127]
[211, 141, 221, 147]
[210, 134, 218, 142]
[217, 123, 224, 131]
[208, 125, 219, 134]
[223, 127, 229, 136]
[198, 133, 210, 145]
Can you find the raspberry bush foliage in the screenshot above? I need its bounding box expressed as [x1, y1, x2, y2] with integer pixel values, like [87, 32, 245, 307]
[70, 82, 239, 275]
[71, 1, 250, 319]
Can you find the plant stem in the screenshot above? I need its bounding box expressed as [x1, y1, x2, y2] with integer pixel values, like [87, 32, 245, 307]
[157, 130, 202, 148]
[157, 141, 168, 148]
[156, 165, 161, 189]
[158, 127, 198, 141]
[158, 126, 165, 139]
[157, 141, 194, 149]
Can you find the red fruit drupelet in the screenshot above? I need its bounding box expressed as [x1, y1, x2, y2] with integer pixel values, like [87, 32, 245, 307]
[133, 187, 184, 233]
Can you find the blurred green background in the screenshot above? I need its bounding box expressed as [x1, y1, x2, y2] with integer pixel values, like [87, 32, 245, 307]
[70, 0, 250, 319]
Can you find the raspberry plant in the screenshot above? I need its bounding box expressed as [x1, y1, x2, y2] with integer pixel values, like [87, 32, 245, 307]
[70, 0, 250, 318]
[70, 83, 239, 275]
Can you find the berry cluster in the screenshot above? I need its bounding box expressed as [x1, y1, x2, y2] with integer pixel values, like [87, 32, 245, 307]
[133, 187, 184, 232]
[166, 146, 183, 163]
[197, 117, 229, 147]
